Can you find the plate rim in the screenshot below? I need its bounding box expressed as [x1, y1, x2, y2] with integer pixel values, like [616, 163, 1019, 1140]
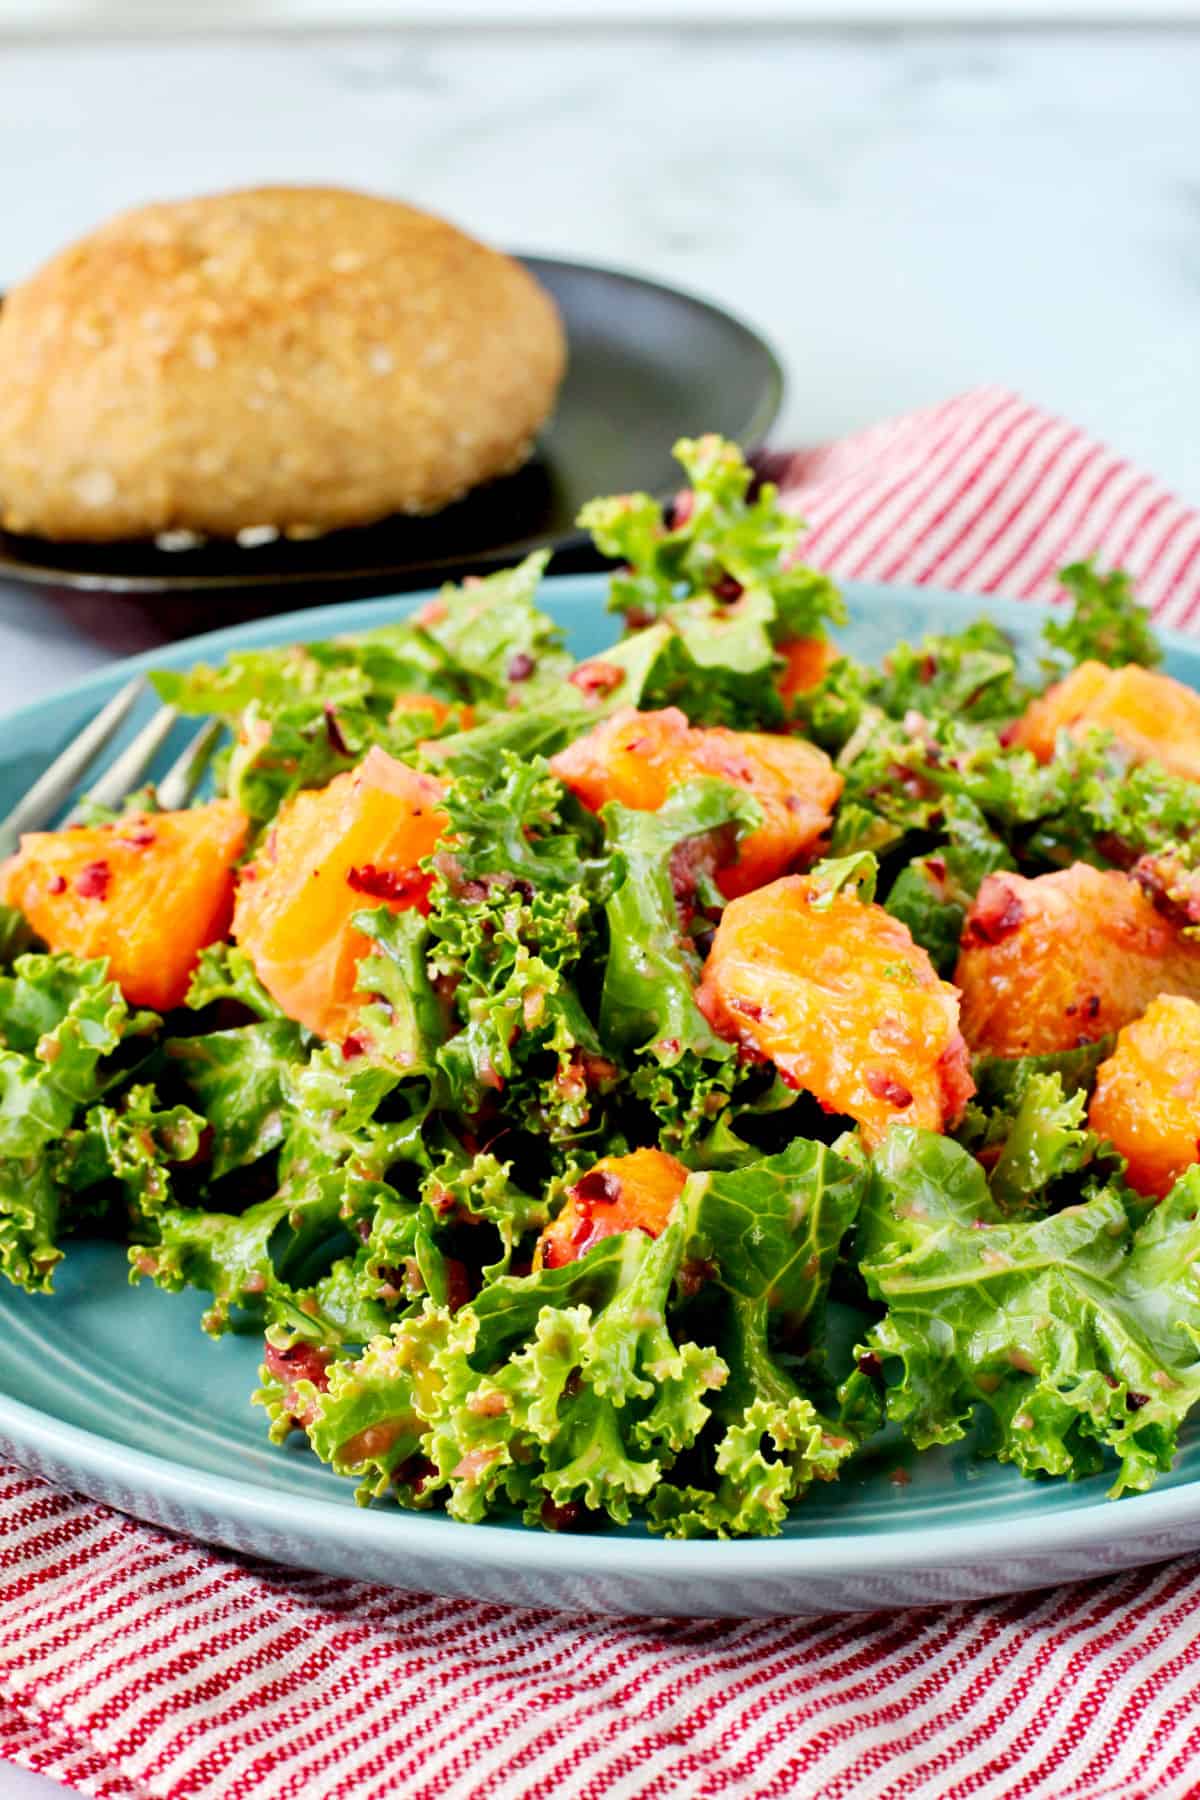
[0, 253, 784, 597]
[4, 571, 1200, 1591]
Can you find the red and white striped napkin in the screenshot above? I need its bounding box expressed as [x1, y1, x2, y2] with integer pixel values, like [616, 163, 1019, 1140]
[4, 387, 1200, 1800]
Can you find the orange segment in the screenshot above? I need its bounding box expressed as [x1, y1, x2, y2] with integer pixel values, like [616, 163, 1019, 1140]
[1012, 660, 1200, 782]
[777, 635, 836, 706]
[537, 1147, 689, 1270]
[550, 706, 841, 899]
[2, 799, 247, 1011]
[955, 864, 1200, 1058]
[696, 874, 973, 1147]
[232, 746, 447, 1042]
[388, 692, 475, 733]
[1089, 995, 1200, 1199]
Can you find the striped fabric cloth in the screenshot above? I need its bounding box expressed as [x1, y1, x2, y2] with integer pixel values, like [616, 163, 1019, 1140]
[4, 387, 1200, 1800]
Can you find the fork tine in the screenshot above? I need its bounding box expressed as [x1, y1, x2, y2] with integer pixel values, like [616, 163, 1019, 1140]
[70, 703, 180, 818]
[0, 674, 147, 852]
[155, 719, 223, 811]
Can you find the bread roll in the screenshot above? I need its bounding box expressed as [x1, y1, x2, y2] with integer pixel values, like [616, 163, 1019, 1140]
[0, 186, 566, 542]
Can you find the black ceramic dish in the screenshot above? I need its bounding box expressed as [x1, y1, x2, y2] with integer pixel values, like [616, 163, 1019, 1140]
[0, 257, 783, 643]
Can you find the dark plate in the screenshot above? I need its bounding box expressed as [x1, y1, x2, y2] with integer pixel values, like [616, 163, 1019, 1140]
[0, 256, 782, 633]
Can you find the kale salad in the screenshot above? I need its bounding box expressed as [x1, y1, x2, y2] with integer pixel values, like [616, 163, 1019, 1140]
[4, 436, 1200, 1540]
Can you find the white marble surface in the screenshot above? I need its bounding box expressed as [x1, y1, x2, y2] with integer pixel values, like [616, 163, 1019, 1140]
[0, 28, 1198, 715]
[0, 26, 1198, 1799]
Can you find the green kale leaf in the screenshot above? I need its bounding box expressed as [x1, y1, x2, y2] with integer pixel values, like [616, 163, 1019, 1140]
[600, 779, 757, 1148]
[650, 1141, 864, 1536]
[844, 1130, 1200, 1494]
[425, 755, 609, 1145]
[983, 1073, 1098, 1212]
[185, 943, 288, 1021]
[0, 953, 161, 1290]
[581, 435, 842, 639]
[1042, 560, 1162, 672]
[166, 1020, 302, 1177]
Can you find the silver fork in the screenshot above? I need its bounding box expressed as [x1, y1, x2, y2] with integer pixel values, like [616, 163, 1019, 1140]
[0, 677, 223, 859]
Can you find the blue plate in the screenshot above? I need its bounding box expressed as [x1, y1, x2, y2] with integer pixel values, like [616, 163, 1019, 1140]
[3, 575, 1200, 1620]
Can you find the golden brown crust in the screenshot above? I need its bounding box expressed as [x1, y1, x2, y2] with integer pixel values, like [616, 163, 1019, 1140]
[0, 186, 567, 541]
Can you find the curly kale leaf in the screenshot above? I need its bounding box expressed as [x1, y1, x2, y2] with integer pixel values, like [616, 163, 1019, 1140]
[349, 907, 447, 1077]
[874, 620, 1029, 725]
[843, 1131, 1200, 1494]
[226, 684, 476, 831]
[575, 436, 843, 731]
[971, 1038, 1114, 1115]
[647, 1314, 852, 1540]
[151, 645, 372, 717]
[222, 700, 362, 828]
[799, 565, 1152, 764]
[600, 780, 758, 1148]
[982, 1074, 1099, 1212]
[136, 1050, 465, 1344]
[252, 917, 445, 1186]
[0, 956, 156, 1273]
[136, 1167, 373, 1337]
[271, 1152, 549, 1356]
[629, 613, 794, 730]
[151, 555, 561, 825]
[438, 1221, 726, 1523]
[294, 1222, 724, 1520]
[150, 623, 447, 717]
[834, 699, 1200, 875]
[805, 848, 879, 908]
[423, 1149, 550, 1281]
[425, 596, 815, 770]
[283, 1045, 433, 1188]
[258, 1306, 446, 1493]
[650, 1142, 865, 1537]
[62, 1084, 205, 1215]
[166, 1020, 302, 1177]
[0, 953, 168, 1289]
[0, 1160, 62, 1293]
[580, 434, 843, 641]
[404, 551, 570, 710]
[186, 943, 287, 1020]
[0, 952, 157, 1113]
[1042, 560, 1162, 672]
[420, 704, 582, 779]
[0, 903, 38, 965]
[683, 1139, 865, 1337]
[957, 1045, 1117, 1214]
[883, 805, 1015, 975]
[305, 1192, 428, 1343]
[276, 1140, 863, 1534]
[424, 756, 609, 1142]
[1022, 739, 1200, 869]
[793, 619, 1026, 758]
[596, 615, 804, 732]
[136, 932, 444, 1335]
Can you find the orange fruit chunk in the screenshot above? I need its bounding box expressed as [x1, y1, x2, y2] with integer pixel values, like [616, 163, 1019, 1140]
[696, 873, 973, 1147]
[537, 1147, 689, 1270]
[777, 635, 836, 706]
[550, 706, 841, 899]
[1089, 995, 1200, 1198]
[388, 692, 475, 733]
[232, 746, 447, 1042]
[955, 863, 1200, 1058]
[1012, 660, 1200, 783]
[2, 799, 248, 1011]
